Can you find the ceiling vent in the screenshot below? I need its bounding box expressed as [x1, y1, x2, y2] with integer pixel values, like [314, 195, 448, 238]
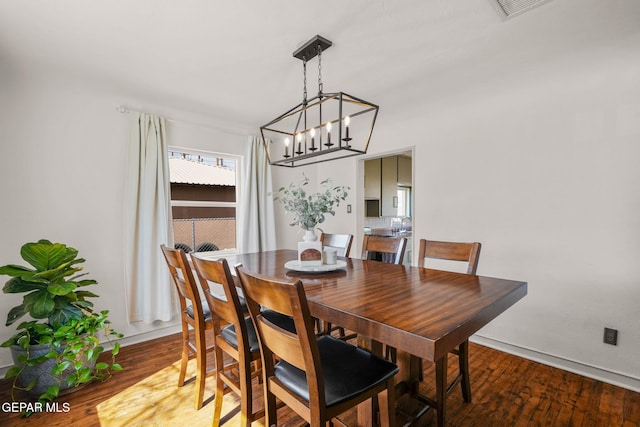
[494, 0, 553, 18]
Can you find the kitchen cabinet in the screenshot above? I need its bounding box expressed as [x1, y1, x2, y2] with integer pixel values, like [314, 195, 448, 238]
[381, 156, 398, 216]
[364, 155, 412, 217]
[397, 155, 412, 186]
[364, 159, 381, 199]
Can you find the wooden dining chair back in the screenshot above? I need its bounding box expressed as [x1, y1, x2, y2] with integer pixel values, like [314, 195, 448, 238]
[191, 256, 263, 426]
[415, 239, 482, 408]
[320, 233, 353, 257]
[160, 244, 215, 409]
[236, 266, 399, 427]
[361, 235, 407, 265]
[360, 235, 408, 353]
[319, 233, 353, 337]
[418, 239, 481, 274]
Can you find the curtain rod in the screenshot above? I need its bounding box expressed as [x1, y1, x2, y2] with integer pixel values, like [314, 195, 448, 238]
[116, 105, 250, 136]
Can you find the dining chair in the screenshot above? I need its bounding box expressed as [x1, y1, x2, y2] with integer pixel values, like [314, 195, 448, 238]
[160, 244, 215, 410]
[416, 239, 482, 404]
[236, 266, 399, 427]
[191, 256, 263, 426]
[361, 235, 407, 265]
[325, 235, 408, 341]
[417, 239, 481, 274]
[360, 235, 409, 356]
[319, 232, 354, 337]
[320, 232, 353, 257]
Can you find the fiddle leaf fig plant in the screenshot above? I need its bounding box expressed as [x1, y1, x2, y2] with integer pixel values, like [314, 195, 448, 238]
[1, 239, 122, 407]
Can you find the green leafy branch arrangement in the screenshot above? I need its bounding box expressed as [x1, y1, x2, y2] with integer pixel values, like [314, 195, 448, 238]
[274, 175, 349, 230]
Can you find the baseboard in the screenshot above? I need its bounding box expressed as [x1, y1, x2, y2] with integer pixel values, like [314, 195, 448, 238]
[471, 334, 640, 393]
[113, 324, 182, 349]
[4, 327, 637, 393]
[0, 325, 182, 377]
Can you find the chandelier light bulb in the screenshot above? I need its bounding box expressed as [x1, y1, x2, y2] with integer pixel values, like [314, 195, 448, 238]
[309, 127, 316, 151]
[284, 138, 290, 157]
[296, 133, 303, 154]
[344, 116, 351, 143]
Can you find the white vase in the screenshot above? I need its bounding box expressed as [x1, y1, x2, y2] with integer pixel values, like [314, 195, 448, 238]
[302, 229, 318, 242]
[299, 228, 322, 266]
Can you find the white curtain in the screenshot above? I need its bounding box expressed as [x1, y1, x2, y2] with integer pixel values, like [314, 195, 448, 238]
[240, 136, 276, 252]
[124, 112, 176, 323]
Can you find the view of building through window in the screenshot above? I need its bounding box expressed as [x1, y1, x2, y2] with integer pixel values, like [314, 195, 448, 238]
[168, 150, 238, 253]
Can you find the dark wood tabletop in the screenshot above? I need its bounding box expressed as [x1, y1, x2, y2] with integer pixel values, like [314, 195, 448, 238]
[215, 248, 527, 426]
[224, 249, 527, 363]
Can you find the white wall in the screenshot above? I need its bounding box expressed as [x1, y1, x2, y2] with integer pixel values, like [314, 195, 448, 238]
[272, 30, 640, 390]
[271, 158, 359, 251]
[0, 66, 248, 370]
[409, 49, 640, 389]
[2, 19, 639, 392]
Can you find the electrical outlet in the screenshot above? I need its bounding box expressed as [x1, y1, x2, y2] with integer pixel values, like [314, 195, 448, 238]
[603, 327, 618, 345]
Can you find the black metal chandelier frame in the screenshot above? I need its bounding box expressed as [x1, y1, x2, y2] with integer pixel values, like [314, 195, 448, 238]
[260, 35, 379, 168]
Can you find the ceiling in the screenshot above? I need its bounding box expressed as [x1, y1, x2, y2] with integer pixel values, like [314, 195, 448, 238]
[1, 0, 639, 130]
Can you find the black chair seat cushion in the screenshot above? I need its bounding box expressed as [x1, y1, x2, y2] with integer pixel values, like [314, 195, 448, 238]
[210, 291, 249, 313]
[220, 316, 261, 352]
[186, 299, 212, 322]
[261, 309, 296, 334]
[187, 293, 249, 323]
[273, 335, 399, 407]
[220, 310, 295, 353]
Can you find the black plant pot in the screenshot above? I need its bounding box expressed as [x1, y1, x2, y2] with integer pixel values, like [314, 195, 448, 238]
[10, 343, 97, 397]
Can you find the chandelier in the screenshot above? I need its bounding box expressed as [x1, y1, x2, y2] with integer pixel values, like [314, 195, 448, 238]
[260, 35, 379, 168]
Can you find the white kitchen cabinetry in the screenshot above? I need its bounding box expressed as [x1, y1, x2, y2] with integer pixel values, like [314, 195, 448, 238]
[397, 155, 412, 186]
[364, 159, 381, 199]
[381, 156, 398, 217]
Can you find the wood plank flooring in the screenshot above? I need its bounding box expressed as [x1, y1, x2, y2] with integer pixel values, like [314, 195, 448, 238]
[0, 332, 638, 426]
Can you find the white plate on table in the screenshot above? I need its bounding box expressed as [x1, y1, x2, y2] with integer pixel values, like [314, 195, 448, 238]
[284, 259, 347, 273]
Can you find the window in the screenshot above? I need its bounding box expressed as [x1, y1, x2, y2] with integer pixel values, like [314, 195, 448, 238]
[397, 186, 411, 217]
[168, 149, 239, 254]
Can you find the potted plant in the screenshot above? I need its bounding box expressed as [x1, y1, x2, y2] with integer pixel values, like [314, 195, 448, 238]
[0, 239, 122, 407]
[274, 175, 349, 265]
[273, 175, 349, 241]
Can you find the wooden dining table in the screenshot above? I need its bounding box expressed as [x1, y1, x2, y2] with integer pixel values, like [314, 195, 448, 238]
[211, 249, 527, 426]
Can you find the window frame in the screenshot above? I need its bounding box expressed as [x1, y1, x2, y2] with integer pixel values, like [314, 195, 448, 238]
[168, 146, 242, 255]
[397, 186, 412, 217]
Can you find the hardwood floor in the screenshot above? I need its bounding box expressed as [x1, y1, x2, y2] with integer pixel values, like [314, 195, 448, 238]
[1, 332, 638, 426]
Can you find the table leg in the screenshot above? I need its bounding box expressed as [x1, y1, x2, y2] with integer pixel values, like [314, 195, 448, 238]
[395, 349, 415, 386]
[435, 355, 447, 427]
[357, 337, 383, 426]
[459, 340, 472, 402]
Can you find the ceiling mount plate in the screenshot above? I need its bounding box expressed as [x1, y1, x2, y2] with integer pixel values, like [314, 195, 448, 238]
[293, 35, 333, 61]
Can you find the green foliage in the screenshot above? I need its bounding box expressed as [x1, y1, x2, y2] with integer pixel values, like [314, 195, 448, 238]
[1, 240, 97, 327]
[1, 240, 123, 408]
[273, 175, 349, 230]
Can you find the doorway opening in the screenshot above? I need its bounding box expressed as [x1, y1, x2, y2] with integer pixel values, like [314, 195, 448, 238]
[359, 149, 414, 265]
